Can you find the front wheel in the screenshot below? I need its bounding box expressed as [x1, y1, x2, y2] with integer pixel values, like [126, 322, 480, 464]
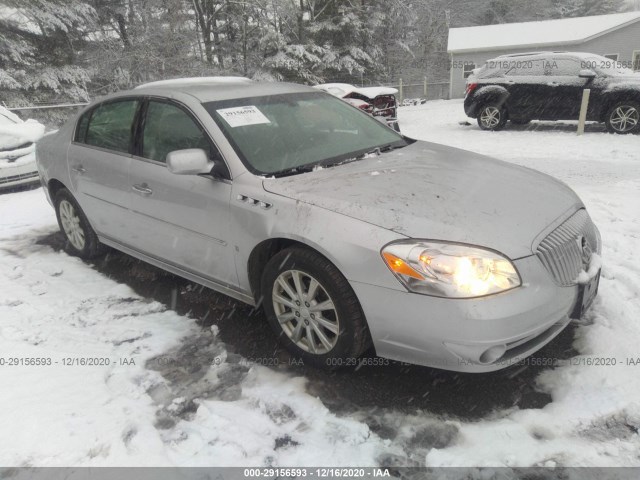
[605, 101, 640, 134]
[261, 247, 371, 369]
[54, 188, 104, 258]
[477, 104, 508, 131]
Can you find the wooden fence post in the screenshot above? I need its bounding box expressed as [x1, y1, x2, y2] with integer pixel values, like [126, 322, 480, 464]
[577, 89, 591, 136]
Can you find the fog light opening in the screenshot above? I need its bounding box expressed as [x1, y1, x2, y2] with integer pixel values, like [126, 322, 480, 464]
[479, 345, 507, 364]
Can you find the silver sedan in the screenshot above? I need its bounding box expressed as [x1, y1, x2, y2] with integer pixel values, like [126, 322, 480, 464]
[36, 78, 601, 372]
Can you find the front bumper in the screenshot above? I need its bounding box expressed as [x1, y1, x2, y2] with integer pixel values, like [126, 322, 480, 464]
[0, 153, 39, 190]
[351, 255, 580, 372]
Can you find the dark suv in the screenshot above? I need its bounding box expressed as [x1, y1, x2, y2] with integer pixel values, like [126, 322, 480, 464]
[464, 52, 640, 134]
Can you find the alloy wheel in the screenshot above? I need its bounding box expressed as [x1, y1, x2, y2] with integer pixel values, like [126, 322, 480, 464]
[272, 269, 339, 354]
[609, 105, 639, 133]
[59, 199, 86, 250]
[480, 106, 502, 129]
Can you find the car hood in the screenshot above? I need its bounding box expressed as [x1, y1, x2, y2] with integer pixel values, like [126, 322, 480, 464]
[262, 141, 582, 259]
[604, 74, 640, 91]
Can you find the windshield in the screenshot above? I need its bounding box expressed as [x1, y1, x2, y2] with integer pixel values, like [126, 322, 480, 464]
[585, 55, 636, 76]
[204, 92, 406, 175]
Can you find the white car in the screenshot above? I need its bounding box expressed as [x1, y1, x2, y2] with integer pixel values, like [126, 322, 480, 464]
[0, 107, 45, 190]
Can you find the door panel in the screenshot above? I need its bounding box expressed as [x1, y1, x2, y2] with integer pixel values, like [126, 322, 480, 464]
[68, 99, 138, 240]
[503, 60, 548, 120]
[128, 99, 237, 288]
[68, 145, 131, 239]
[540, 59, 586, 120]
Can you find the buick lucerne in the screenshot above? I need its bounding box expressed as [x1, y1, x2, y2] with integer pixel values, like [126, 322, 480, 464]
[36, 78, 602, 372]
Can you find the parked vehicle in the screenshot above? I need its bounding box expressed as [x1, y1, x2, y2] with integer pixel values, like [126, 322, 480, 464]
[0, 107, 45, 190]
[465, 52, 640, 134]
[314, 83, 400, 131]
[37, 78, 601, 372]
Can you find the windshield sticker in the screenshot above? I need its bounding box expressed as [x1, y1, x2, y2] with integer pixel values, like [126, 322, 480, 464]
[216, 106, 271, 127]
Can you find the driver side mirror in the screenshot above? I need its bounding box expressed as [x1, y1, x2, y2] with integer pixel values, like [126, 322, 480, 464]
[579, 69, 596, 80]
[166, 148, 213, 175]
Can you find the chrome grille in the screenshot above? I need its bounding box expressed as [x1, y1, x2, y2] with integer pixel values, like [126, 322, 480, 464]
[536, 209, 600, 286]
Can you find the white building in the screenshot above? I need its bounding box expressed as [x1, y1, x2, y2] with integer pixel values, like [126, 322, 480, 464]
[447, 12, 640, 99]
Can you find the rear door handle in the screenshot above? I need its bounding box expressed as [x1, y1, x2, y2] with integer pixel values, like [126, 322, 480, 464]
[132, 183, 153, 196]
[72, 165, 86, 174]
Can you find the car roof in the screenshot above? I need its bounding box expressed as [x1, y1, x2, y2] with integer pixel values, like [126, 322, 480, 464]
[128, 78, 318, 103]
[489, 51, 601, 62]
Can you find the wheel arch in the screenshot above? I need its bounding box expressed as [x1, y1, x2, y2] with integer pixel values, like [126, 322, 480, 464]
[474, 85, 510, 110]
[598, 91, 640, 121]
[48, 178, 69, 201]
[247, 237, 344, 306]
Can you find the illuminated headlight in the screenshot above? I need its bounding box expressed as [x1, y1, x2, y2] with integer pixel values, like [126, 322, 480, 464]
[381, 241, 521, 298]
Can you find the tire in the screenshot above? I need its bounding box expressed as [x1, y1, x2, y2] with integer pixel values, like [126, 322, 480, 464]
[605, 101, 640, 134]
[477, 103, 508, 131]
[261, 247, 371, 369]
[54, 188, 104, 259]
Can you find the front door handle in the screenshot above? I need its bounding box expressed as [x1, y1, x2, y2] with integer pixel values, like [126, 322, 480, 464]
[72, 165, 86, 175]
[132, 183, 153, 196]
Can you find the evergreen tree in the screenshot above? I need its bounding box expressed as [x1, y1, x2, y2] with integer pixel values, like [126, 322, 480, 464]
[0, 0, 95, 107]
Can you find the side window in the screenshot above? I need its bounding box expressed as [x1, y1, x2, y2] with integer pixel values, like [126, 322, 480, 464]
[506, 60, 545, 76]
[74, 111, 90, 143]
[142, 101, 221, 163]
[85, 100, 138, 153]
[548, 59, 581, 76]
[633, 51, 640, 72]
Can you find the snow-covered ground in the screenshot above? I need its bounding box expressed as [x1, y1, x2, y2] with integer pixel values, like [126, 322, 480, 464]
[401, 101, 640, 467]
[1, 100, 639, 467]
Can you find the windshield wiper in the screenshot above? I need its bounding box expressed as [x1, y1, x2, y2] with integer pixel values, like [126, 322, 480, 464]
[270, 142, 408, 178]
[270, 164, 320, 178]
[319, 142, 404, 169]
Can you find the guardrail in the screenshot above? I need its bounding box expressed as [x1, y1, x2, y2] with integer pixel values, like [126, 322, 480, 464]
[4, 102, 89, 112]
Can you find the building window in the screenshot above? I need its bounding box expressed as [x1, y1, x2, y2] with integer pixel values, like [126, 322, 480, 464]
[604, 54, 619, 61]
[634, 51, 640, 71]
[463, 63, 476, 79]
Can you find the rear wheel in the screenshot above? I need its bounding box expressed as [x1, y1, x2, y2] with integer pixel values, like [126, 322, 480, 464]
[261, 247, 371, 369]
[605, 101, 640, 134]
[477, 103, 508, 131]
[54, 188, 104, 259]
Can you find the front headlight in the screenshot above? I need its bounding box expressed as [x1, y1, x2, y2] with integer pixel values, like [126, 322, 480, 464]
[381, 241, 521, 298]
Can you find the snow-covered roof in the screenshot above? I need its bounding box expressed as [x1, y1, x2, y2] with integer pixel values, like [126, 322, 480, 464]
[314, 83, 357, 97]
[314, 83, 398, 99]
[135, 76, 252, 89]
[448, 12, 640, 54]
[355, 86, 399, 97]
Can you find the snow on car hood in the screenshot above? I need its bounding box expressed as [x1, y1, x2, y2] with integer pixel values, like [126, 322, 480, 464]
[263, 141, 582, 259]
[0, 118, 45, 151]
[604, 74, 640, 92]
